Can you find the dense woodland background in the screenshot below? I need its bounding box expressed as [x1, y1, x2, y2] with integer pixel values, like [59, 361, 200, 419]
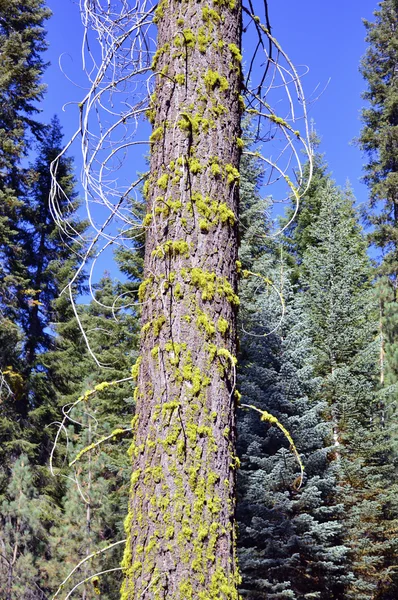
[1, 0, 398, 598]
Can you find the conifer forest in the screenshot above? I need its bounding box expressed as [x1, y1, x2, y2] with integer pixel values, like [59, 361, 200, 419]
[1, 0, 398, 598]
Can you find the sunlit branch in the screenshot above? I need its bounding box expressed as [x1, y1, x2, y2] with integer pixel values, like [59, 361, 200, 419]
[51, 539, 127, 600]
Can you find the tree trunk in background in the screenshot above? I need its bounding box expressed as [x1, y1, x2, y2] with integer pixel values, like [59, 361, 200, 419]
[122, 0, 242, 597]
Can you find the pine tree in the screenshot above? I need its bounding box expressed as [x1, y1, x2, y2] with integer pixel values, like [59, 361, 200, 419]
[0, 117, 86, 474]
[359, 0, 398, 388]
[44, 255, 142, 598]
[40, 280, 137, 598]
[300, 183, 377, 451]
[0, 455, 55, 599]
[0, 0, 50, 369]
[0, 0, 51, 462]
[46, 404, 129, 600]
[359, 0, 398, 283]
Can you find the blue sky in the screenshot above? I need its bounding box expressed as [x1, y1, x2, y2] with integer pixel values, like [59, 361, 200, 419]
[42, 0, 377, 201]
[267, 0, 377, 208]
[40, 0, 378, 282]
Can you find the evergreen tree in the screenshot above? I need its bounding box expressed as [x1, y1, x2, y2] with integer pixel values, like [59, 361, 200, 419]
[237, 152, 349, 600]
[300, 180, 398, 599]
[359, 0, 398, 284]
[46, 406, 129, 600]
[0, 455, 56, 599]
[359, 0, 398, 388]
[44, 253, 142, 598]
[301, 183, 377, 453]
[282, 148, 329, 274]
[0, 117, 86, 473]
[0, 0, 51, 397]
[238, 279, 350, 600]
[0, 0, 51, 471]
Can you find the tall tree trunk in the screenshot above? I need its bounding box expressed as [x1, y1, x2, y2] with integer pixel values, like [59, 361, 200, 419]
[122, 1, 242, 597]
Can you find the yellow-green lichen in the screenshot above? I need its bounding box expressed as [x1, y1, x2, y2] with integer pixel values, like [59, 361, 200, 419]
[217, 317, 229, 335]
[269, 113, 289, 127]
[190, 268, 216, 301]
[203, 69, 229, 92]
[188, 157, 203, 174]
[152, 239, 190, 258]
[131, 356, 142, 379]
[155, 197, 182, 218]
[202, 6, 221, 27]
[138, 277, 153, 302]
[188, 268, 239, 305]
[234, 389, 241, 403]
[192, 192, 235, 227]
[153, 0, 166, 23]
[225, 164, 240, 185]
[196, 310, 216, 338]
[174, 282, 183, 299]
[228, 43, 242, 63]
[213, 0, 236, 8]
[177, 112, 214, 136]
[175, 28, 195, 48]
[200, 219, 210, 233]
[151, 345, 159, 358]
[175, 73, 186, 85]
[149, 126, 164, 143]
[197, 26, 211, 53]
[157, 173, 169, 190]
[141, 321, 151, 336]
[153, 315, 166, 336]
[210, 162, 222, 177]
[142, 178, 150, 199]
[217, 347, 238, 366]
[142, 213, 152, 227]
[165, 341, 186, 366]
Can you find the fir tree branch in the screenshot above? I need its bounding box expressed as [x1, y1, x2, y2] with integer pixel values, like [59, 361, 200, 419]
[240, 403, 304, 489]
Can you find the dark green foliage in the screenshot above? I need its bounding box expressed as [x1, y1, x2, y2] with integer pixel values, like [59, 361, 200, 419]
[359, 0, 398, 283]
[0, 0, 51, 359]
[359, 0, 398, 392]
[0, 455, 56, 599]
[0, 0, 51, 284]
[282, 148, 330, 273]
[0, 117, 86, 471]
[0, 0, 51, 162]
[300, 183, 377, 421]
[43, 218, 143, 598]
[0, 0, 51, 460]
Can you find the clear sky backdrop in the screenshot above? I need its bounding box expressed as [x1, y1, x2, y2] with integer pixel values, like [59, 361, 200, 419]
[41, 0, 379, 241]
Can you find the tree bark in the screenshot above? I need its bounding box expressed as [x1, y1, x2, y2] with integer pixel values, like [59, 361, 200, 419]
[122, 1, 242, 597]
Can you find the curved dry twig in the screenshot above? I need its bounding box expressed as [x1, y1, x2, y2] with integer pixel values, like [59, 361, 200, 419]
[241, 269, 286, 338]
[51, 539, 126, 600]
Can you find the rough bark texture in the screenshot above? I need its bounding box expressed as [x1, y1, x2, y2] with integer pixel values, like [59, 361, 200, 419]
[121, 0, 242, 598]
